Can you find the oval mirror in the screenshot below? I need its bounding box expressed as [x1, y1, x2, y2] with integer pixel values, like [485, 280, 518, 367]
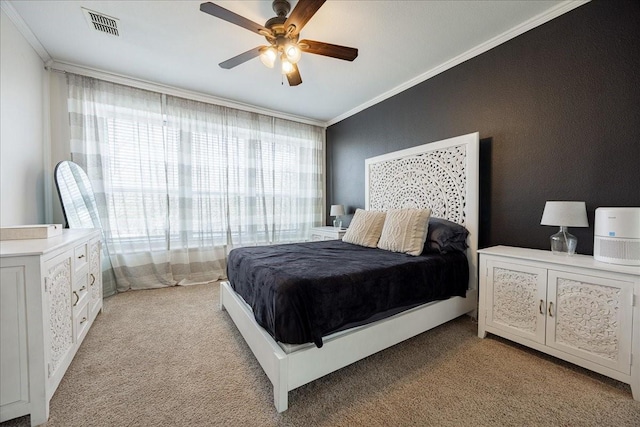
[54, 161, 102, 229]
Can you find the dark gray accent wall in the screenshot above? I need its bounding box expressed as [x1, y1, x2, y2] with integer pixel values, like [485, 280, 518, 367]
[326, 0, 640, 255]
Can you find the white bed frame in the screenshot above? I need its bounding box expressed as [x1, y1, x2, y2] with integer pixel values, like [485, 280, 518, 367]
[219, 132, 480, 412]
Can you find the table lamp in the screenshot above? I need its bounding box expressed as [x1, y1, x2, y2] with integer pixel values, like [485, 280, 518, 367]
[330, 204, 345, 228]
[540, 201, 588, 255]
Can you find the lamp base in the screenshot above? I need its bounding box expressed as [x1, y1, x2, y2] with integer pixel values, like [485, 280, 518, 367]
[550, 226, 578, 255]
[333, 218, 342, 228]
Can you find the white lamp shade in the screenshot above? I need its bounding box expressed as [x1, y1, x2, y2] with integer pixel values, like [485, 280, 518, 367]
[330, 204, 345, 216]
[540, 201, 588, 227]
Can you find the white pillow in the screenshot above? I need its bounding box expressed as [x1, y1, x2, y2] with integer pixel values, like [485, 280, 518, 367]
[341, 209, 386, 248]
[377, 208, 432, 256]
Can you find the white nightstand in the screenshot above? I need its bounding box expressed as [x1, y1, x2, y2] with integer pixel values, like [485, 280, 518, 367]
[310, 226, 347, 241]
[477, 245, 640, 401]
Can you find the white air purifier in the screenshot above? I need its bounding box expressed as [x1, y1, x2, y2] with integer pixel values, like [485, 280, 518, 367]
[594, 207, 640, 265]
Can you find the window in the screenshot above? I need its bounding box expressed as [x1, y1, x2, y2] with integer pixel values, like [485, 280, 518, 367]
[67, 74, 323, 292]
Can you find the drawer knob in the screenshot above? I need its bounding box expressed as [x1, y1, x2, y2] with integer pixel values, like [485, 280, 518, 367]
[80, 285, 87, 292]
[72, 291, 79, 307]
[89, 273, 96, 286]
[548, 301, 554, 317]
[77, 254, 85, 259]
[80, 317, 87, 325]
[539, 299, 545, 315]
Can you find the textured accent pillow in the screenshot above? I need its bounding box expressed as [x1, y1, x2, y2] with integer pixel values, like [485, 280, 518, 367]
[377, 208, 432, 256]
[341, 209, 386, 248]
[422, 217, 469, 254]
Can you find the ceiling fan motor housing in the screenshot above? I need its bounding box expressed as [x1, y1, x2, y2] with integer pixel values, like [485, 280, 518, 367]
[264, 1, 298, 48]
[272, 0, 291, 17]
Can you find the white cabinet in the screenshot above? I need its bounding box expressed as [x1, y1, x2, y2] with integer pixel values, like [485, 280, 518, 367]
[478, 246, 640, 401]
[310, 226, 347, 241]
[0, 229, 102, 426]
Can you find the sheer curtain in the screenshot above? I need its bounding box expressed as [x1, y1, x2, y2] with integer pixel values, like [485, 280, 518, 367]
[67, 74, 324, 295]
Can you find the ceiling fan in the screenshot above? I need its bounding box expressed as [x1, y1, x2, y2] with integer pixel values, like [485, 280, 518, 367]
[200, 0, 358, 86]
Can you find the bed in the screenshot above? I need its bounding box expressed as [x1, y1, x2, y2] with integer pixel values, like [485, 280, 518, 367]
[219, 132, 480, 411]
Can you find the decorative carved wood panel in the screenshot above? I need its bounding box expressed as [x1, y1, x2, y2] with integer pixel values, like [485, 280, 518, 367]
[492, 267, 540, 334]
[368, 144, 467, 225]
[47, 258, 73, 377]
[554, 278, 621, 361]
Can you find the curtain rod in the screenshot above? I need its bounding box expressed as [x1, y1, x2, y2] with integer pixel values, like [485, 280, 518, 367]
[44, 65, 66, 74]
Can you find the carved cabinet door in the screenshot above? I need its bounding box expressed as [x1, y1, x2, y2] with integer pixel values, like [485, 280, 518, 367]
[485, 260, 547, 345]
[546, 271, 634, 374]
[44, 252, 74, 380]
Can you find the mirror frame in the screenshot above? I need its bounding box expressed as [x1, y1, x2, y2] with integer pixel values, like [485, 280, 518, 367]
[54, 160, 103, 229]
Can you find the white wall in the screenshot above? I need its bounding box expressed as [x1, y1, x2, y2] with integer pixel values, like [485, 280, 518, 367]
[49, 72, 71, 225]
[0, 8, 46, 226]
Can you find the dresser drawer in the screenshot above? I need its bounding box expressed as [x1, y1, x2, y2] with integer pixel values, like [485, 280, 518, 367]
[73, 302, 90, 343]
[72, 273, 89, 315]
[74, 243, 88, 272]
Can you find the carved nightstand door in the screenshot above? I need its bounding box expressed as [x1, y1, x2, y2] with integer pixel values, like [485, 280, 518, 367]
[484, 260, 547, 345]
[546, 270, 633, 375]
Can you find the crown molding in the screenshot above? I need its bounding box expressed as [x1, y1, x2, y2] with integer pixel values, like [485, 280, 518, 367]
[327, 0, 590, 127]
[1, 0, 51, 63]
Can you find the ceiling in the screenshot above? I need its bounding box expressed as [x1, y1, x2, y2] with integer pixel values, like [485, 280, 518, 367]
[6, 0, 583, 125]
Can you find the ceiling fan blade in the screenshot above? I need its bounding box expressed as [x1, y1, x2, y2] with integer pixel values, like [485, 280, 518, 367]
[299, 39, 358, 61]
[287, 64, 302, 86]
[284, 0, 326, 36]
[219, 46, 264, 69]
[200, 2, 269, 35]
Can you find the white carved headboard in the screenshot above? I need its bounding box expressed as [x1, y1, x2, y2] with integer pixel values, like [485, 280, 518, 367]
[365, 132, 479, 290]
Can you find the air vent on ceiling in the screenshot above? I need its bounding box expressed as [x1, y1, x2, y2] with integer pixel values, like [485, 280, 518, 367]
[82, 7, 119, 36]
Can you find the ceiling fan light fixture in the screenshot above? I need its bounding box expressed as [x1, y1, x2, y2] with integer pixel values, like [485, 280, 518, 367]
[281, 56, 294, 75]
[200, 0, 358, 86]
[284, 42, 302, 64]
[259, 46, 277, 68]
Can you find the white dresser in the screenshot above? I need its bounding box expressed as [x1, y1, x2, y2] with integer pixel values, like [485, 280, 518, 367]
[310, 226, 347, 241]
[477, 246, 640, 401]
[0, 229, 103, 426]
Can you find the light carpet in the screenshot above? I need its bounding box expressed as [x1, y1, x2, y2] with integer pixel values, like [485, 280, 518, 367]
[3, 283, 639, 426]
